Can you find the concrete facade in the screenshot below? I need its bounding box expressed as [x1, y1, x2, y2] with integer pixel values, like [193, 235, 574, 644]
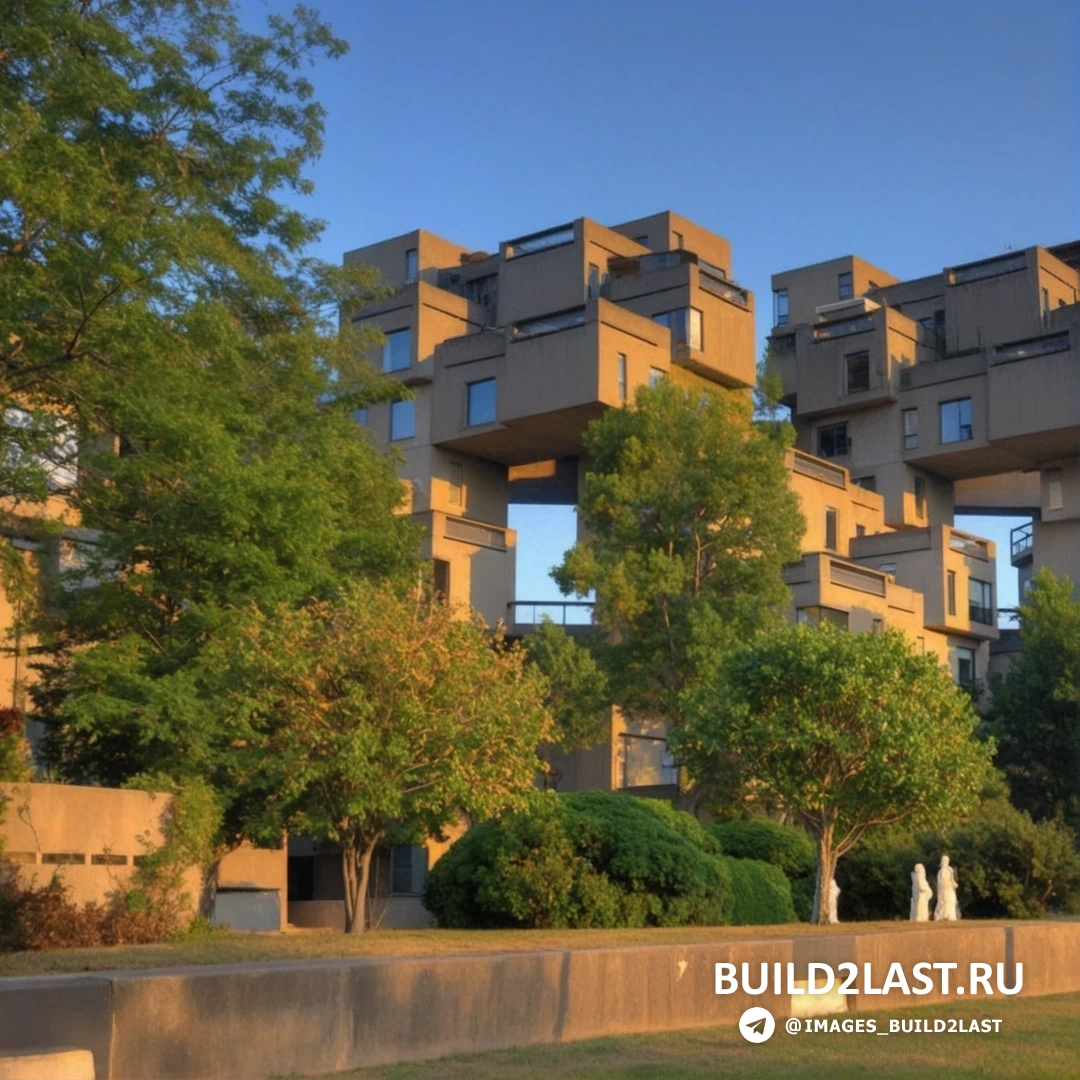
[0, 922, 1077, 1079]
[770, 240, 1080, 614]
[0, 783, 286, 930]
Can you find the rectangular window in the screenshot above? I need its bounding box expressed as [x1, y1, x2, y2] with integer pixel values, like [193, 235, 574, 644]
[855, 524, 866, 537]
[649, 367, 664, 388]
[673, 231, 684, 249]
[617, 354, 628, 402]
[433, 559, 450, 598]
[903, 408, 919, 450]
[853, 475, 876, 492]
[773, 288, 789, 327]
[940, 398, 973, 443]
[846, 350, 870, 393]
[1047, 470, 1064, 511]
[838, 271, 854, 300]
[947, 570, 957, 616]
[352, 407, 368, 428]
[467, 378, 497, 426]
[871, 618, 884, 634]
[825, 507, 838, 551]
[914, 476, 926, 517]
[405, 248, 418, 284]
[587, 262, 601, 299]
[389, 400, 415, 441]
[879, 562, 897, 575]
[653, 308, 703, 350]
[796, 605, 849, 629]
[390, 845, 429, 895]
[956, 647, 976, 687]
[382, 328, 411, 372]
[513, 307, 586, 340]
[970, 578, 993, 625]
[818, 423, 848, 459]
[447, 463, 463, 507]
[1042, 286, 1050, 322]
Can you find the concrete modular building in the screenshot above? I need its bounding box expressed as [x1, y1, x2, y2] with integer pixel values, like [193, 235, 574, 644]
[769, 242, 1080, 616]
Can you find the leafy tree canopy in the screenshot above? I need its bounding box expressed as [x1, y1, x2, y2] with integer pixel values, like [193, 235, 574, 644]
[553, 380, 803, 731]
[988, 568, 1080, 830]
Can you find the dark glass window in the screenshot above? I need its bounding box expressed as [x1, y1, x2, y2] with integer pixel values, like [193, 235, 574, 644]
[818, 423, 848, 459]
[846, 350, 870, 393]
[940, 398, 973, 443]
[773, 288, 789, 327]
[838, 271, 854, 300]
[467, 378, 497, 426]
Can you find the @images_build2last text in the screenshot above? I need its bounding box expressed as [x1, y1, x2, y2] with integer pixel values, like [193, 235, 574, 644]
[716, 961, 1023, 997]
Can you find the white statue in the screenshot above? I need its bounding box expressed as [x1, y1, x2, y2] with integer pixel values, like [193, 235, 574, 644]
[827, 877, 840, 924]
[910, 862, 933, 921]
[934, 854, 959, 921]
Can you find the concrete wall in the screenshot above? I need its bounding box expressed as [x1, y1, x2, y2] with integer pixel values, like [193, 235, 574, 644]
[2, 922, 1077, 1080]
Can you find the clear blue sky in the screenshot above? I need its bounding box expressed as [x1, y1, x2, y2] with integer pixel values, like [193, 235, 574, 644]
[240, 0, 1079, 612]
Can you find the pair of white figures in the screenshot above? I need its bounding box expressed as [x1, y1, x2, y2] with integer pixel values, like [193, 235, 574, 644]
[910, 855, 959, 922]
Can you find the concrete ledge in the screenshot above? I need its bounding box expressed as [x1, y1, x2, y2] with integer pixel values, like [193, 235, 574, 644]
[1, 923, 1078, 1079]
[0, 1049, 95, 1080]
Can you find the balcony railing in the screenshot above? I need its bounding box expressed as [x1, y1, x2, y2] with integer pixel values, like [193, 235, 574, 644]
[969, 603, 994, 626]
[620, 733, 678, 789]
[507, 600, 594, 627]
[947, 252, 1026, 286]
[993, 332, 1071, 365]
[699, 270, 749, 307]
[505, 223, 575, 259]
[1010, 522, 1033, 561]
[812, 316, 874, 340]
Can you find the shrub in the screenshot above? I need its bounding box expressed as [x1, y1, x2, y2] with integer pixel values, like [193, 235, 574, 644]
[424, 791, 740, 929]
[0, 708, 32, 782]
[723, 856, 797, 925]
[838, 798, 1080, 921]
[709, 819, 816, 921]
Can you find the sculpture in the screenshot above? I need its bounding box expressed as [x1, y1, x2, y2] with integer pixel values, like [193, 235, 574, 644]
[934, 854, 959, 921]
[827, 877, 840, 924]
[910, 862, 933, 921]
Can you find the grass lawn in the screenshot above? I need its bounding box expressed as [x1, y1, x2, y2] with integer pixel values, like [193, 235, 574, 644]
[301, 993, 1080, 1080]
[0, 919, 1005, 979]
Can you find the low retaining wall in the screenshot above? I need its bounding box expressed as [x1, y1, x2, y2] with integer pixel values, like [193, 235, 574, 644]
[1, 922, 1078, 1080]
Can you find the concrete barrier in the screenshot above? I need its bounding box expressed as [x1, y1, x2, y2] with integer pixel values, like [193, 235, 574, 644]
[0, 1049, 94, 1080]
[0, 922, 1077, 1079]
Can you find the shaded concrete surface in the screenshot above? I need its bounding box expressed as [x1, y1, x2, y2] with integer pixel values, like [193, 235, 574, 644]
[1, 923, 1078, 1079]
[0, 1049, 95, 1080]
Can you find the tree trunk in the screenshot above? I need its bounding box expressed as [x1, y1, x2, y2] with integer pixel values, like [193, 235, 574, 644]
[342, 837, 378, 934]
[810, 825, 837, 926]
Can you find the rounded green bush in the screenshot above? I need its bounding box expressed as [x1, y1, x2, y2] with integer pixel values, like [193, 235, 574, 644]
[723, 856, 797, 925]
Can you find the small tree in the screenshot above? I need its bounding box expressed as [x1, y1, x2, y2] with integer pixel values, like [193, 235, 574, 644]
[675, 624, 993, 924]
[988, 568, 1080, 831]
[219, 581, 552, 933]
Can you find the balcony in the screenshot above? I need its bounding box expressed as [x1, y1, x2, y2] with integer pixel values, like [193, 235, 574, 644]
[505, 223, 575, 259]
[506, 600, 594, 637]
[946, 252, 1027, 286]
[1010, 522, 1033, 565]
[969, 603, 994, 626]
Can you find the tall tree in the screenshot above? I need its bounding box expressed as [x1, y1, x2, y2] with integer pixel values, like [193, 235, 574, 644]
[988, 568, 1080, 830]
[553, 380, 803, 733]
[0, 1, 420, 805]
[674, 623, 993, 924]
[214, 581, 552, 933]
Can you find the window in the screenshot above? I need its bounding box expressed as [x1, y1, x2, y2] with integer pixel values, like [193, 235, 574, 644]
[587, 263, 601, 299]
[1047, 470, 1064, 511]
[389, 400, 414, 441]
[352, 407, 368, 427]
[940, 398, 973, 443]
[673, 231, 684, 249]
[382, 328, 411, 372]
[513, 307, 586, 340]
[970, 578, 993, 625]
[824, 507, 838, 551]
[917, 636, 926, 654]
[879, 562, 897, 575]
[1042, 287, 1050, 323]
[433, 559, 450, 598]
[914, 476, 926, 517]
[838, 271, 854, 300]
[649, 367, 664, 388]
[653, 308, 703, 350]
[796, 606, 849, 629]
[956, 647, 976, 687]
[853, 475, 876, 492]
[467, 378, 496, 426]
[463, 273, 498, 308]
[872, 618, 884, 634]
[773, 288, 789, 327]
[903, 408, 918, 450]
[404, 248, 418, 284]
[947, 570, 957, 616]
[634, 235, 649, 246]
[846, 350, 870, 393]
[855, 524, 866, 537]
[818, 423, 848, 459]
[447, 463, 463, 507]
[617, 354, 628, 402]
[390, 845, 428, 895]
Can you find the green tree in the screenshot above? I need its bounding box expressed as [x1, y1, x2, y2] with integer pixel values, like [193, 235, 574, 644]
[675, 623, 994, 924]
[553, 380, 803, 738]
[214, 581, 552, 933]
[988, 568, 1080, 830]
[0, 2, 420, 811]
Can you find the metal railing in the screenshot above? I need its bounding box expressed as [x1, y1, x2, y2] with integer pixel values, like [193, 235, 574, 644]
[1010, 522, 1033, 560]
[969, 604, 994, 626]
[507, 600, 595, 627]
